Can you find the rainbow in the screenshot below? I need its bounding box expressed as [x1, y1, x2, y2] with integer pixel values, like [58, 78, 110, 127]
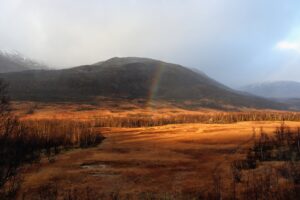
[146, 63, 166, 107]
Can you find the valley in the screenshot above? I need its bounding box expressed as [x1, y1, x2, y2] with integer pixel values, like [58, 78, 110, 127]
[6, 101, 299, 199]
[1, 56, 300, 199]
[2, 1, 300, 199]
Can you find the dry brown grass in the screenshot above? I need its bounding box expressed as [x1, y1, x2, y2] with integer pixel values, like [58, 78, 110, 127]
[7, 101, 300, 199]
[0, 118, 105, 200]
[12, 101, 300, 128]
[18, 121, 300, 199]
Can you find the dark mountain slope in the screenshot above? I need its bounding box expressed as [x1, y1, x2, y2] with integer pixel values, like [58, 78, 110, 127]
[0, 57, 288, 109]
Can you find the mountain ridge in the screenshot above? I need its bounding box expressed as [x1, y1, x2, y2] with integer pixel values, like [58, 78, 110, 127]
[0, 57, 289, 110]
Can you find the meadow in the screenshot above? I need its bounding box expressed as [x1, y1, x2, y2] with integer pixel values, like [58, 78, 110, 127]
[0, 98, 298, 200]
[14, 101, 300, 127]
[1, 101, 297, 199]
[17, 121, 300, 199]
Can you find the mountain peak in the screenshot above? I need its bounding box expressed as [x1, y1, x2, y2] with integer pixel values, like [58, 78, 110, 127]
[0, 50, 48, 73]
[93, 57, 162, 66]
[0, 49, 21, 57]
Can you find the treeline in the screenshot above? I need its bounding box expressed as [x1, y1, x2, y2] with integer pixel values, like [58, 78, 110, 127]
[93, 111, 300, 127]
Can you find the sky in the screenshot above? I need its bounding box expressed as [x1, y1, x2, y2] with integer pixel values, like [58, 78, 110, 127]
[1, 0, 300, 87]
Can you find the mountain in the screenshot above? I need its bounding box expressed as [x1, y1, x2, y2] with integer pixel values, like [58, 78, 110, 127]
[274, 98, 300, 110]
[191, 67, 236, 92]
[0, 57, 288, 110]
[0, 50, 47, 73]
[241, 81, 300, 99]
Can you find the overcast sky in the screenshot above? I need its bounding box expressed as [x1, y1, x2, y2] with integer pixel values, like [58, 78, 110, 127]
[1, 0, 300, 87]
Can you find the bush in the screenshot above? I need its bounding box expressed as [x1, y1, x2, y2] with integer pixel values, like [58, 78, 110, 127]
[0, 80, 105, 199]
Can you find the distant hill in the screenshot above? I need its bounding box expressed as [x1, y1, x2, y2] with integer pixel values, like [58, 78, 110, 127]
[241, 81, 300, 99]
[0, 57, 288, 110]
[0, 50, 47, 73]
[274, 98, 300, 110]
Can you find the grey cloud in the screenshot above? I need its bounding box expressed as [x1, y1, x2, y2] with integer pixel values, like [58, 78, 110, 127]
[1, 0, 300, 87]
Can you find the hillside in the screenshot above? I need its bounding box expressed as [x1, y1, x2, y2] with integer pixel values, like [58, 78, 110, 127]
[0, 57, 288, 110]
[241, 81, 300, 99]
[0, 50, 47, 73]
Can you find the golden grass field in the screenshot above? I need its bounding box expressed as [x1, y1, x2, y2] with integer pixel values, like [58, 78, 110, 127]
[11, 102, 300, 199]
[12, 101, 218, 121]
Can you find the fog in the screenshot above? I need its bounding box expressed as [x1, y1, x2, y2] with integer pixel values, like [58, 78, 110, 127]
[1, 0, 300, 87]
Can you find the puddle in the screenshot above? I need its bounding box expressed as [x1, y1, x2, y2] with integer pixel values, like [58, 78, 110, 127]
[81, 164, 107, 169]
[81, 163, 119, 177]
[80, 160, 177, 169]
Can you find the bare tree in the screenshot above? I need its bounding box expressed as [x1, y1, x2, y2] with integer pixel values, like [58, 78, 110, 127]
[0, 80, 38, 199]
[0, 80, 104, 199]
[0, 80, 9, 116]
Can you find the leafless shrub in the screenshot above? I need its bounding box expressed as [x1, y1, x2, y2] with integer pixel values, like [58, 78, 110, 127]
[25, 103, 38, 115]
[0, 80, 105, 199]
[37, 183, 58, 200]
[0, 80, 10, 116]
[92, 112, 300, 128]
[207, 172, 223, 200]
[226, 124, 300, 200]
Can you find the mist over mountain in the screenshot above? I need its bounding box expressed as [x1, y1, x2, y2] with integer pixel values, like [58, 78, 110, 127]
[0, 50, 47, 73]
[241, 81, 300, 99]
[0, 57, 288, 110]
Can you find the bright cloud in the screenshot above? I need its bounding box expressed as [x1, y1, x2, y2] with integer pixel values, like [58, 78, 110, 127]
[276, 41, 300, 52]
